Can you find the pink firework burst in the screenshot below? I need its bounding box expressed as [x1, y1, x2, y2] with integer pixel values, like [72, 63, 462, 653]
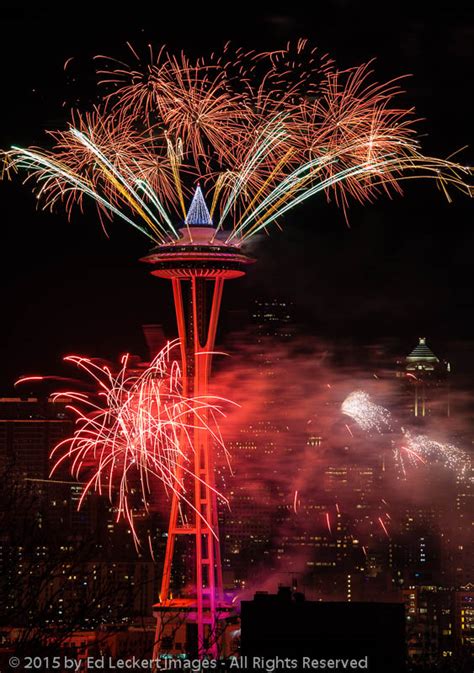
[32, 340, 231, 547]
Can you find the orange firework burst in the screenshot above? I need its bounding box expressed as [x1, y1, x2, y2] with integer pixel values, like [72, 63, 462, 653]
[2, 40, 471, 242]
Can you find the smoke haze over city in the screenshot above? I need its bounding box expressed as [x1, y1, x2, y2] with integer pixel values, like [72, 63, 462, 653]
[0, 4, 473, 671]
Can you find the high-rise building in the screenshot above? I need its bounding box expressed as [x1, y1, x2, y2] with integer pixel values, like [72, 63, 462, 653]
[142, 324, 167, 359]
[394, 505, 443, 585]
[403, 585, 474, 666]
[251, 298, 295, 340]
[454, 588, 474, 656]
[396, 337, 450, 418]
[404, 586, 455, 666]
[0, 397, 72, 478]
[451, 470, 474, 586]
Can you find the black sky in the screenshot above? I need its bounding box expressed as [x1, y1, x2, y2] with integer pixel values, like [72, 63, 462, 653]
[0, 4, 473, 392]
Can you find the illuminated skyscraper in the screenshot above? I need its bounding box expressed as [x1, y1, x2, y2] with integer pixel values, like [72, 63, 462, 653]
[0, 397, 72, 478]
[397, 337, 450, 418]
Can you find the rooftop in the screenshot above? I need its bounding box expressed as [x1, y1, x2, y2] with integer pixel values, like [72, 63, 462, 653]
[406, 337, 439, 363]
[185, 185, 213, 227]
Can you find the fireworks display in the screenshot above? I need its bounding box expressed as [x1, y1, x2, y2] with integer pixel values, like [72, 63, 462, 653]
[2, 40, 471, 243]
[398, 430, 471, 479]
[2, 34, 473, 658]
[341, 390, 392, 432]
[18, 341, 230, 547]
[342, 389, 471, 481]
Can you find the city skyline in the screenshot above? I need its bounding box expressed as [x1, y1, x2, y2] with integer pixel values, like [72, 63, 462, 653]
[0, 4, 473, 670]
[2, 316, 473, 665]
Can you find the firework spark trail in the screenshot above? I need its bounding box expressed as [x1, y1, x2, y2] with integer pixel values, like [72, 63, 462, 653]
[341, 390, 392, 432]
[325, 512, 332, 535]
[293, 489, 300, 514]
[378, 516, 390, 539]
[399, 444, 427, 465]
[18, 341, 232, 547]
[401, 430, 471, 478]
[2, 43, 471, 243]
[342, 390, 471, 480]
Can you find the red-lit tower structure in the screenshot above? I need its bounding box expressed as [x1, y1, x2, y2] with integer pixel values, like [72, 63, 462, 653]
[141, 187, 253, 657]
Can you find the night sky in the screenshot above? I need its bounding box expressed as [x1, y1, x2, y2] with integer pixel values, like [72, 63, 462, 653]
[1, 4, 473, 392]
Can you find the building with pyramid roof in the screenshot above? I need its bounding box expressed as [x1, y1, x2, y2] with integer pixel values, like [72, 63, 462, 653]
[397, 337, 450, 418]
[406, 337, 440, 371]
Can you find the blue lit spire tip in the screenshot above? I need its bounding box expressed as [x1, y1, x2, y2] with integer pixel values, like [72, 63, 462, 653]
[185, 185, 213, 227]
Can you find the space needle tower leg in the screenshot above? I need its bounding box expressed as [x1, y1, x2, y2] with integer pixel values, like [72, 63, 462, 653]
[142, 187, 253, 659]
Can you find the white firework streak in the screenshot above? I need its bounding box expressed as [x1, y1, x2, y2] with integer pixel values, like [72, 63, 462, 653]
[341, 390, 392, 433]
[400, 430, 471, 479]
